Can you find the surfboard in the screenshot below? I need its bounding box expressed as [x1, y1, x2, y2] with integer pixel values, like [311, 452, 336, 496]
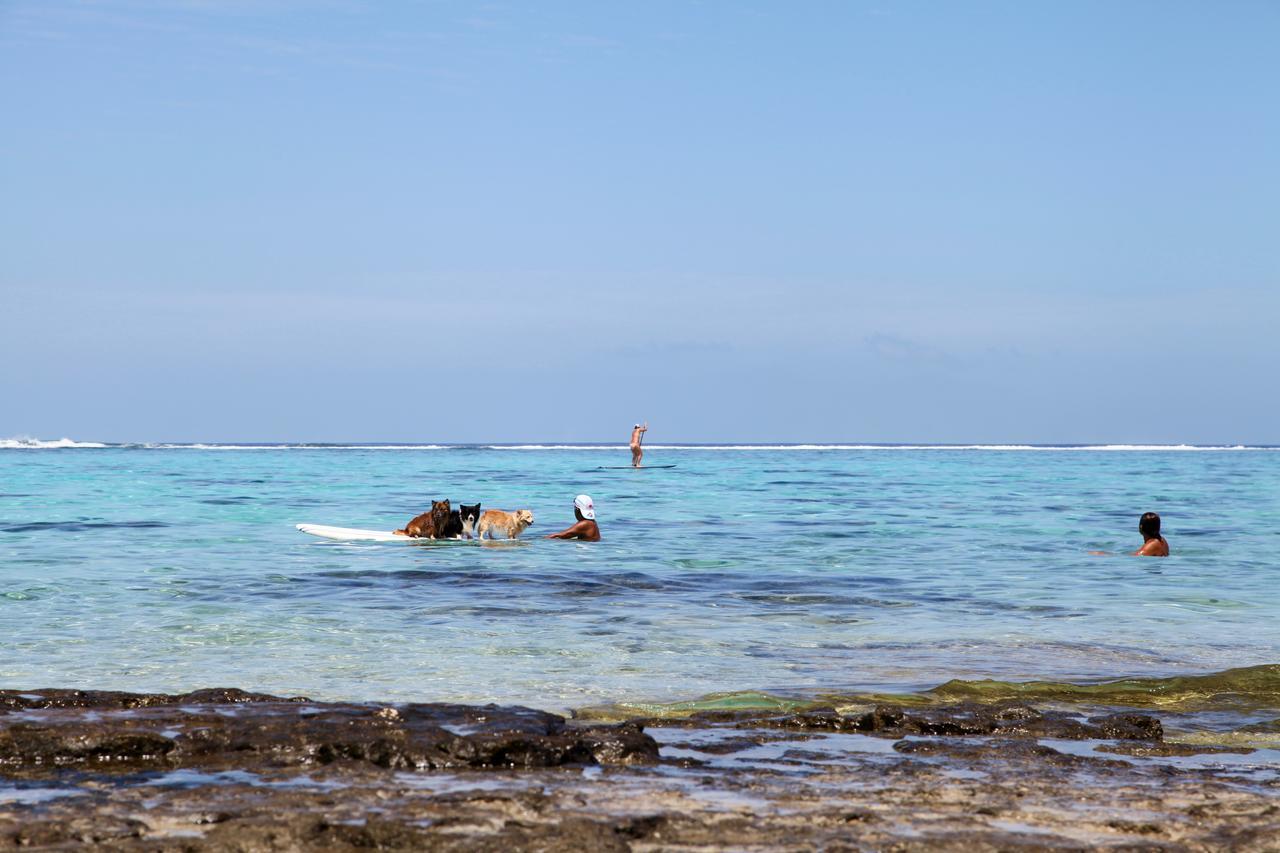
[596, 465, 677, 470]
[297, 524, 414, 542]
[296, 524, 528, 546]
[298, 524, 441, 542]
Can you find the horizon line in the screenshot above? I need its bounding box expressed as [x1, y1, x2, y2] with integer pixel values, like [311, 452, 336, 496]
[2, 438, 1276, 451]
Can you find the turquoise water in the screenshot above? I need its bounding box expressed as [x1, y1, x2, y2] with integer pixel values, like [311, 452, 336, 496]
[1, 445, 1277, 713]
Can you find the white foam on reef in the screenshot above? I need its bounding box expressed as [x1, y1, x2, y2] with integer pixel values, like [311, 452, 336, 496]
[141, 444, 449, 450]
[143, 443, 291, 450]
[0, 437, 109, 449]
[494, 445, 628, 450]
[328, 445, 448, 450]
[490, 444, 1273, 451]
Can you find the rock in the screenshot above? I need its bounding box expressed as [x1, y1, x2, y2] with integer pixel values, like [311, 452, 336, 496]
[0, 726, 176, 768]
[0, 691, 657, 775]
[1, 687, 1277, 852]
[744, 702, 1163, 742]
[1098, 742, 1254, 757]
[1089, 712, 1164, 740]
[0, 688, 305, 712]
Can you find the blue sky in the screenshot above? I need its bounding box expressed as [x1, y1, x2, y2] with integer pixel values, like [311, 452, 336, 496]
[2, 1, 1277, 443]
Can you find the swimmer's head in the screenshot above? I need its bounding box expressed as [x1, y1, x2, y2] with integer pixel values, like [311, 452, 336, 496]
[1139, 512, 1161, 539]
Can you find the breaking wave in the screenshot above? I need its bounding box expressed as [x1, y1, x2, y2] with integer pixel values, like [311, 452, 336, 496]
[503, 443, 1269, 451]
[140, 443, 449, 450]
[0, 437, 109, 449]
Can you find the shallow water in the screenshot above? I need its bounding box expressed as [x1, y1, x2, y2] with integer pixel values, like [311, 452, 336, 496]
[1, 445, 1277, 718]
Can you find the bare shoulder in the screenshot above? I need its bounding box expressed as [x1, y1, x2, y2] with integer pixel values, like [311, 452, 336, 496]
[1135, 538, 1169, 557]
[551, 520, 600, 541]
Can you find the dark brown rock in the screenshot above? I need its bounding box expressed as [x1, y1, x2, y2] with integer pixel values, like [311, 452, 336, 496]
[744, 702, 1162, 742]
[0, 688, 306, 712]
[0, 725, 175, 768]
[1089, 712, 1164, 740]
[0, 691, 657, 776]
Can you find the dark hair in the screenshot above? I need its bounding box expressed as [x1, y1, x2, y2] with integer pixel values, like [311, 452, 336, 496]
[1139, 512, 1161, 539]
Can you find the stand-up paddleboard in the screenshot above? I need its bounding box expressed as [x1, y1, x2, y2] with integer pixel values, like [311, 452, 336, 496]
[597, 465, 677, 470]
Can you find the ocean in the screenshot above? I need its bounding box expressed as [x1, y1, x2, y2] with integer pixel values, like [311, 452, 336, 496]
[2, 441, 1278, 745]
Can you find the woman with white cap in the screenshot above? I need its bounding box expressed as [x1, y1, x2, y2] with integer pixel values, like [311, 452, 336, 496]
[545, 495, 601, 541]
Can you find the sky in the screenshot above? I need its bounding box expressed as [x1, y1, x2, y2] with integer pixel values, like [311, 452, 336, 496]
[2, 0, 1277, 443]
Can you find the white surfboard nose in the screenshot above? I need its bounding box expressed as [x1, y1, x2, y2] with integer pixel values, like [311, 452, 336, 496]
[297, 523, 411, 542]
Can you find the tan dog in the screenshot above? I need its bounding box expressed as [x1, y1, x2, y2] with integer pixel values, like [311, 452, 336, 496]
[477, 508, 534, 540]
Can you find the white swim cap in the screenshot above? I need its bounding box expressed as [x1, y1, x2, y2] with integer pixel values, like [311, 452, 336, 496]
[574, 494, 596, 520]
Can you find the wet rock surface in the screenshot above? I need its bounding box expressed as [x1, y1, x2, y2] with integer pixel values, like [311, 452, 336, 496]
[2, 689, 1279, 850]
[0, 689, 656, 775]
[658, 701, 1167, 742]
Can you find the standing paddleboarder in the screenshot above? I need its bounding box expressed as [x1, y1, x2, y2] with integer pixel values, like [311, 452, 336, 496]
[630, 422, 648, 468]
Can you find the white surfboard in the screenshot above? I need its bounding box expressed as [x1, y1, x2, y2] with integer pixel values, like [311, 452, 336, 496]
[296, 524, 419, 542]
[296, 524, 528, 546]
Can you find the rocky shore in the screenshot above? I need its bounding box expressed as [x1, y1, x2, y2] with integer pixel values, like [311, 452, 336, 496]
[2, 688, 1278, 850]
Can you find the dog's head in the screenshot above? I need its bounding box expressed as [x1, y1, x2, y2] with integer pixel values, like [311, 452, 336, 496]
[515, 509, 534, 527]
[459, 504, 481, 526]
[431, 499, 451, 522]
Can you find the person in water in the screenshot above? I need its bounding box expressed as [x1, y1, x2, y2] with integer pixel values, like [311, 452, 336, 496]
[1134, 511, 1169, 556]
[545, 494, 601, 541]
[630, 422, 648, 468]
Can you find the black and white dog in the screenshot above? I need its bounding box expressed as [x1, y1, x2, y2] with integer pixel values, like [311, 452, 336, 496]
[441, 503, 481, 539]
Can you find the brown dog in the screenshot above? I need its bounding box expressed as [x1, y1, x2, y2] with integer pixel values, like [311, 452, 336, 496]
[476, 508, 534, 540]
[395, 499, 451, 538]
